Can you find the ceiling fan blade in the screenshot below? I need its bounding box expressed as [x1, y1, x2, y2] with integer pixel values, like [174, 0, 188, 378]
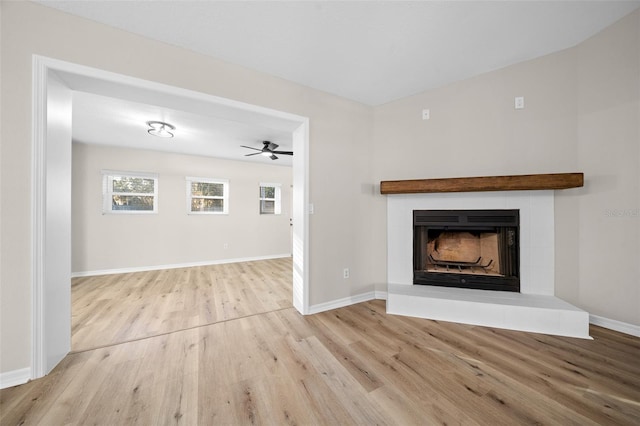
[242, 142, 290, 159]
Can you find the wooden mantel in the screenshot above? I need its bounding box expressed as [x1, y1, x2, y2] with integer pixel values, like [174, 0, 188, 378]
[380, 173, 583, 195]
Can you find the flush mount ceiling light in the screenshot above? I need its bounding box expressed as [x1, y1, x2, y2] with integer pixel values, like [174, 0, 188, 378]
[146, 121, 175, 138]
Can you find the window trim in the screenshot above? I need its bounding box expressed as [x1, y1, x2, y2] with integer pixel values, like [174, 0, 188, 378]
[259, 182, 282, 215]
[102, 170, 158, 214]
[186, 176, 229, 215]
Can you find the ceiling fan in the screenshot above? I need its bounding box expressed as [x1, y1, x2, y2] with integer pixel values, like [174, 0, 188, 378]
[241, 141, 293, 160]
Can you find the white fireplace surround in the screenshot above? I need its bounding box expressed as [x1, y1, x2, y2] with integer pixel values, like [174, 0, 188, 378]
[386, 190, 591, 339]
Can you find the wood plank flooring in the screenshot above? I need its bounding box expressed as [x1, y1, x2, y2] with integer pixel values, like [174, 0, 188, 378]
[70, 258, 292, 351]
[2, 258, 639, 425]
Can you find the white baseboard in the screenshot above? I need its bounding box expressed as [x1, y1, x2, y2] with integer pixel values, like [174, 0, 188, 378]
[308, 291, 378, 314]
[590, 314, 640, 337]
[71, 254, 292, 278]
[375, 290, 388, 300]
[0, 367, 31, 389]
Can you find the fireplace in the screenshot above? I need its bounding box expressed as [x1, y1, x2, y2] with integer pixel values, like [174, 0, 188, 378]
[384, 184, 590, 339]
[413, 209, 520, 292]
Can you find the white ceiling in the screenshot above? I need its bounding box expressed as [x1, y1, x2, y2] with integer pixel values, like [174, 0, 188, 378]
[37, 0, 640, 105]
[71, 91, 295, 166]
[38, 0, 640, 163]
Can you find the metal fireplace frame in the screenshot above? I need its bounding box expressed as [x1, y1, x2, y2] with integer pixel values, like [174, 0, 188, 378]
[413, 209, 520, 292]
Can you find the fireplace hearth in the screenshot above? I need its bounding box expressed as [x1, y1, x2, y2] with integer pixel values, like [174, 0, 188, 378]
[413, 209, 520, 292]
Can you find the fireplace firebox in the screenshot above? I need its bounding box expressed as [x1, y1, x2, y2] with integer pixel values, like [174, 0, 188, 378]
[413, 209, 520, 292]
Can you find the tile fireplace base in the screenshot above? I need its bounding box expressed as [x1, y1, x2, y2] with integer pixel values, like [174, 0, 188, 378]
[387, 284, 591, 339]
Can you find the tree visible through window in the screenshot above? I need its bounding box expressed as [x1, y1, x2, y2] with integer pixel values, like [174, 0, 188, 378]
[102, 171, 158, 214]
[187, 177, 228, 214]
[260, 183, 281, 214]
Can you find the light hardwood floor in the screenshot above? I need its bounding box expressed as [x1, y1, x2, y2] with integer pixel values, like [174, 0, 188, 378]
[70, 258, 292, 351]
[2, 258, 639, 425]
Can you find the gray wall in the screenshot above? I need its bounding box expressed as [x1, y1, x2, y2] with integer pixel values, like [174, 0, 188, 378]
[72, 143, 293, 273]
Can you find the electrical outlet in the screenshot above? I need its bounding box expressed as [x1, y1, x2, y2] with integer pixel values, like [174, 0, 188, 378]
[515, 96, 525, 109]
[223, 243, 229, 250]
[343, 268, 350, 279]
[422, 109, 430, 120]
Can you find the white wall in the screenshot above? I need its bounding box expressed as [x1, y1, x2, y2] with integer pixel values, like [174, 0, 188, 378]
[42, 71, 72, 373]
[372, 10, 639, 326]
[72, 143, 292, 273]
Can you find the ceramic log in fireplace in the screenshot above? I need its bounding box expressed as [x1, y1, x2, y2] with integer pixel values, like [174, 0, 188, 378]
[413, 209, 520, 292]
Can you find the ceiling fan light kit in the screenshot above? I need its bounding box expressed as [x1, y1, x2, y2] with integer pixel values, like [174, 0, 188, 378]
[147, 121, 175, 138]
[241, 141, 293, 160]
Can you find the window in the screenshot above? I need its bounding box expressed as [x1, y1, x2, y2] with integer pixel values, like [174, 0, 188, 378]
[102, 171, 158, 214]
[187, 177, 229, 214]
[259, 183, 281, 214]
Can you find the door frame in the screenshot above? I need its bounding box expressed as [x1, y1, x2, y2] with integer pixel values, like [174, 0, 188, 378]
[31, 55, 310, 379]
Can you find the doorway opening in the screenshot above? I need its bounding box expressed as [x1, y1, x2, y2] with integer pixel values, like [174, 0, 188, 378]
[32, 56, 310, 378]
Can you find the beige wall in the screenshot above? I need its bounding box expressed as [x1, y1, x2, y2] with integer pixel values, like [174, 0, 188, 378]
[573, 10, 639, 323]
[72, 143, 293, 272]
[1, 1, 638, 377]
[1, 2, 374, 373]
[372, 10, 639, 325]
